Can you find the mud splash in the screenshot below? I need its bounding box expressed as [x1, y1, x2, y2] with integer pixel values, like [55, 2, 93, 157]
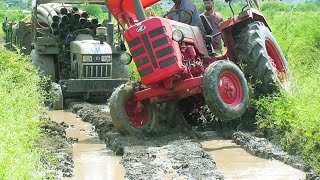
[48, 110, 125, 179]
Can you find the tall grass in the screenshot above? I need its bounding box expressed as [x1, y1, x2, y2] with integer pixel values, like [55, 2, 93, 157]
[254, 2, 320, 174]
[0, 47, 46, 179]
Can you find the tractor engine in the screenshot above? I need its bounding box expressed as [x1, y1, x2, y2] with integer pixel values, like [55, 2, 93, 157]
[124, 17, 208, 87]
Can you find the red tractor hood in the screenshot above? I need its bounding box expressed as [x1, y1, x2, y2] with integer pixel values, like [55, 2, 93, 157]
[106, 0, 160, 25]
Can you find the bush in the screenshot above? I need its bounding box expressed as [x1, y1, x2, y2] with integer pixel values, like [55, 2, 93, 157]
[0, 47, 46, 179]
[294, 3, 319, 12]
[260, 2, 292, 13]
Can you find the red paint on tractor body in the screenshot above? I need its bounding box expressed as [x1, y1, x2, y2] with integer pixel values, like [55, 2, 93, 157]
[106, 0, 160, 25]
[218, 71, 243, 108]
[125, 97, 149, 128]
[124, 17, 207, 86]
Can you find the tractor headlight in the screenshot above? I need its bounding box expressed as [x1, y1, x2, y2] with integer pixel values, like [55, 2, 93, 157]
[172, 29, 184, 42]
[120, 52, 132, 65]
[82, 55, 92, 62]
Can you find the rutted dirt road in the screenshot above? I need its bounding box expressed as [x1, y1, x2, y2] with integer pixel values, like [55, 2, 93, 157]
[45, 102, 318, 180]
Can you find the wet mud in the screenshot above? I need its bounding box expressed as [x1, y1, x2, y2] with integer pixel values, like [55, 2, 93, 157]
[39, 115, 73, 178]
[201, 132, 306, 179]
[48, 110, 125, 180]
[232, 132, 319, 179]
[67, 102, 314, 179]
[69, 102, 223, 179]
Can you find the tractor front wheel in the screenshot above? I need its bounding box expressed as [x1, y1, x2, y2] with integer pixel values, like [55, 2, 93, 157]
[109, 83, 157, 135]
[203, 60, 249, 121]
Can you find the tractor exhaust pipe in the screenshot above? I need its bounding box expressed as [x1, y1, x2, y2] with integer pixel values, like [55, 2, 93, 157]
[132, 0, 147, 22]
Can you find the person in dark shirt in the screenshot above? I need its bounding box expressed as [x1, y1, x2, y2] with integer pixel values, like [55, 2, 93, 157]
[201, 0, 223, 51]
[169, 0, 205, 35]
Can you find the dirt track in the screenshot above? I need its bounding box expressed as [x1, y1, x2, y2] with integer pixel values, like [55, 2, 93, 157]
[57, 102, 319, 180]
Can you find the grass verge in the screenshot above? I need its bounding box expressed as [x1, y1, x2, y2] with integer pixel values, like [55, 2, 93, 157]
[0, 46, 47, 179]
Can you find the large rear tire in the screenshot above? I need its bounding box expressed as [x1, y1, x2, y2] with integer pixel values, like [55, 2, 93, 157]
[203, 60, 249, 121]
[109, 83, 157, 135]
[235, 21, 292, 95]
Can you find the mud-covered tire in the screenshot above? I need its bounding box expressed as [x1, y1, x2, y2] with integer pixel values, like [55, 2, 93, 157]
[235, 21, 292, 95]
[31, 50, 56, 82]
[109, 83, 156, 135]
[203, 60, 249, 121]
[50, 83, 63, 110]
[112, 55, 129, 79]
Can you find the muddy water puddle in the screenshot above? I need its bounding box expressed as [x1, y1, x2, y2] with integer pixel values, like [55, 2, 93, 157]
[48, 110, 125, 180]
[201, 139, 306, 180]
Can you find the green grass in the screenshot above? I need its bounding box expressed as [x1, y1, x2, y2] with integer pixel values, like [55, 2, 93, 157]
[0, 47, 47, 179]
[253, 3, 320, 174]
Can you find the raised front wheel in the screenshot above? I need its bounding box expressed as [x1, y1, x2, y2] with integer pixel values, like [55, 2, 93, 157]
[109, 83, 157, 135]
[203, 60, 249, 121]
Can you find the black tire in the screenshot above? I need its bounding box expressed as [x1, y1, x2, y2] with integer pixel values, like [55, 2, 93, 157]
[235, 21, 292, 95]
[203, 60, 249, 121]
[50, 82, 64, 110]
[112, 55, 129, 79]
[109, 83, 157, 135]
[30, 50, 56, 82]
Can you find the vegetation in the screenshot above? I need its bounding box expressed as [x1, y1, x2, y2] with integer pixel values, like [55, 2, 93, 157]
[253, 2, 320, 174]
[0, 46, 47, 179]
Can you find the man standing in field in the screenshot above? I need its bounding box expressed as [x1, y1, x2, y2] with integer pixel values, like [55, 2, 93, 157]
[202, 0, 223, 51]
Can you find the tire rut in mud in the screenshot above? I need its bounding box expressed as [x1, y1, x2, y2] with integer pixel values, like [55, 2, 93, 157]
[68, 102, 318, 179]
[232, 132, 319, 179]
[69, 102, 223, 179]
[39, 116, 74, 178]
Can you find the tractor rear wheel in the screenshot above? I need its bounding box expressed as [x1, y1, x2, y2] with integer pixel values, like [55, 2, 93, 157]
[235, 21, 292, 96]
[109, 83, 157, 135]
[203, 60, 249, 121]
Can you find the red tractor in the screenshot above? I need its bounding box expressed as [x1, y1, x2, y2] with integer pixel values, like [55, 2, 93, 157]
[105, 0, 291, 134]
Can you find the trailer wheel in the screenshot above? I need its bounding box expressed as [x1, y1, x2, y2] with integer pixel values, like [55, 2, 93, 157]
[203, 60, 249, 121]
[50, 83, 63, 110]
[235, 21, 292, 96]
[109, 83, 157, 135]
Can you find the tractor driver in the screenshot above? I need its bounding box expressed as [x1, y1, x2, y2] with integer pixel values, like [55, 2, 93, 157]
[168, 0, 205, 35]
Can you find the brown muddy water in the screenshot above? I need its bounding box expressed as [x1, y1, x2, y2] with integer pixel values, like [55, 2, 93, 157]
[48, 111, 125, 180]
[201, 139, 306, 180]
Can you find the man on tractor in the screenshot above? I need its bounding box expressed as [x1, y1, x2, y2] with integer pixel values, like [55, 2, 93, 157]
[168, 0, 206, 35]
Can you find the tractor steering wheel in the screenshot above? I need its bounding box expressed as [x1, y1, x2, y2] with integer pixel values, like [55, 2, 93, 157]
[162, 9, 193, 25]
[72, 28, 94, 38]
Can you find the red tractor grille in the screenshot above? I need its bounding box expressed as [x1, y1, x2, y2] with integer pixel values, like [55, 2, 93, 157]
[128, 27, 177, 75]
[125, 18, 184, 86]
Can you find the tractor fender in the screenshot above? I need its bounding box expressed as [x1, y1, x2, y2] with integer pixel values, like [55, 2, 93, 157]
[220, 9, 271, 62]
[220, 8, 271, 32]
[31, 49, 56, 81]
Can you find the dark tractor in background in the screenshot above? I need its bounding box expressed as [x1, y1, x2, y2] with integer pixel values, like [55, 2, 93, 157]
[3, 0, 131, 109]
